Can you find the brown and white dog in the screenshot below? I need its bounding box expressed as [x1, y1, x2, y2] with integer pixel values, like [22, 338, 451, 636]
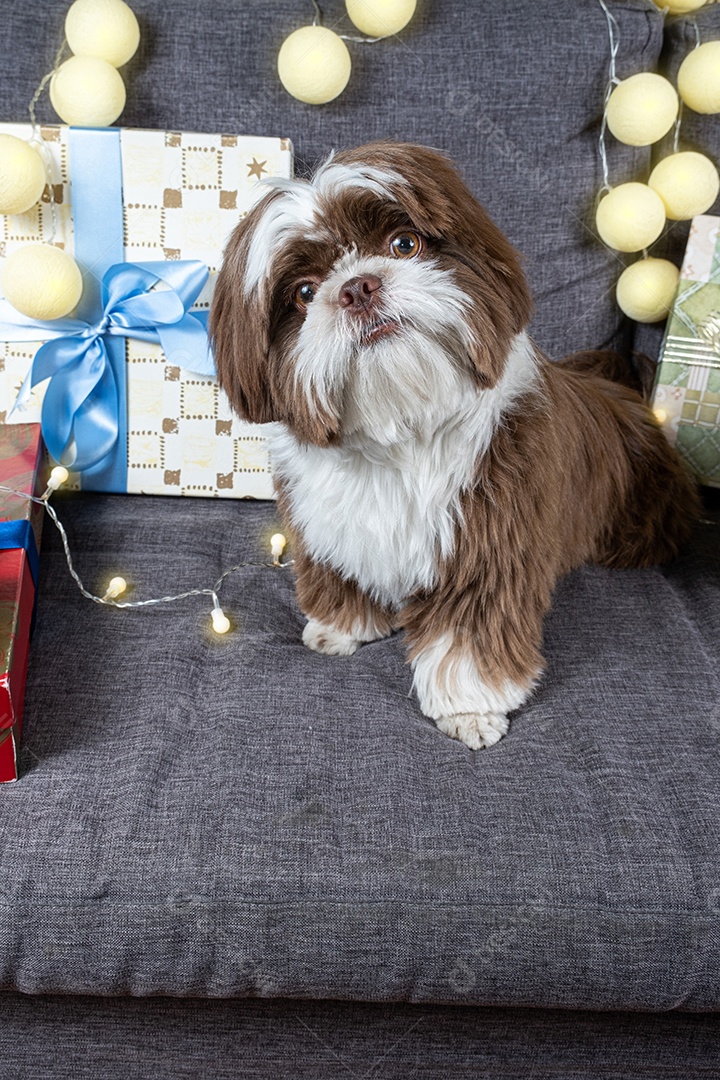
[209, 140, 699, 749]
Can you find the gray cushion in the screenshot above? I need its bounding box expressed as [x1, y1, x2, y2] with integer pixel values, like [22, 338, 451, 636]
[0, 490, 718, 1008]
[5, 0, 663, 362]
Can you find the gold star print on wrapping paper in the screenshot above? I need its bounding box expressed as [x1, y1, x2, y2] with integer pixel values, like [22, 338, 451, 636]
[247, 158, 267, 180]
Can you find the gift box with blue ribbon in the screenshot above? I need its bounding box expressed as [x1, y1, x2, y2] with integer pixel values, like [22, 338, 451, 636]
[0, 422, 43, 783]
[0, 123, 293, 498]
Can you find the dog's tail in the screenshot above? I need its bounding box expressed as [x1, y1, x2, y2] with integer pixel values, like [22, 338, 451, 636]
[555, 349, 655, 402]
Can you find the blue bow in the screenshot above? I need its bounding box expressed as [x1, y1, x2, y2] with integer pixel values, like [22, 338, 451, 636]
[0, 259, 215, 471]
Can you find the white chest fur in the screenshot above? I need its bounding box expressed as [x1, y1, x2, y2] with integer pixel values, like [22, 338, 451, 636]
[270, 431, 464, 607]
[268, 331, 538, 609]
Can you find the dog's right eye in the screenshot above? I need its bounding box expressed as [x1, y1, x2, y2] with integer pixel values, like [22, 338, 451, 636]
[294, 283, 317, 311]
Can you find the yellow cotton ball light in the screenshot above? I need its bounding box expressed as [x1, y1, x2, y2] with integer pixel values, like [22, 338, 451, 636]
[65, 0, 140, 68]
[616, 257, 679, 323]
[595, 183, 666, 252]
[1, 245, 83, 321]
[0, 135, 46, 215]
[50, 55, 126, 127]
[652, 0, 707, 13]
[678, 41, 720, 115]
[605, 73, 678, 147]
[345, 0, 416, 37]
[278, 26, 351, 104]
[648, 151, 720, 220]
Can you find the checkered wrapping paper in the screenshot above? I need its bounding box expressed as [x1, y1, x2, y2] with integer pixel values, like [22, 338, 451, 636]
[653, 214, 720, 489]
[0, 123, 293, 499]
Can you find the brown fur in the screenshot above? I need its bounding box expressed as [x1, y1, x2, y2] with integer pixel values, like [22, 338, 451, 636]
[210, 140, 700, 721]
[403, 360, 700, 693]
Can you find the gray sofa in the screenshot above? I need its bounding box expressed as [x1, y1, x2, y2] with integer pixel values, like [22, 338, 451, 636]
[2, 1, 720, 1075]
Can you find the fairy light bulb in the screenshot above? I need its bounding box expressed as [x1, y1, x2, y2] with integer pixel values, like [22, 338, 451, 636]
[346, 0, 417, 36]
[595, 183, 666, 252]
[50, 55, 126, 127]
[1, 244, 84, 320]
[605, 73, 679, 147]
[270, 533, 287, 565]
[65, 0, 141, 68]
[277, 26, 351, 104]
[104, 576, 127, 600]
[42, 465, 70, 500]
[0, 134, 47, 215]
[48, 465, 69, 489]
[211, 605, 231, 634]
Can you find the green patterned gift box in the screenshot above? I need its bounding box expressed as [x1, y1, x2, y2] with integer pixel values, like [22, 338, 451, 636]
[652, 214, 720, 489]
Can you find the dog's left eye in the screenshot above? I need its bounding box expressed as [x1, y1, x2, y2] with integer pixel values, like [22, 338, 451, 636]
[390, 232, 422, 259]
[294, 282, 317, 310]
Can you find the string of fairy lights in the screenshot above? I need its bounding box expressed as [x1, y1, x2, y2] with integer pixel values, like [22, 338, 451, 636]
[597, 0, 720, 324]
[1, 467, 290, 634]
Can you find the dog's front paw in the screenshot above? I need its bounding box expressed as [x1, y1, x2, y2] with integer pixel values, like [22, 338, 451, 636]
[302, 618, 362, 657]
[434, 712, 509, 750]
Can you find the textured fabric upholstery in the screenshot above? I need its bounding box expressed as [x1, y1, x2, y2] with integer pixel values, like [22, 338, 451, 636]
[2, 991, 720, 1080]
[0, 492, 718, 1007]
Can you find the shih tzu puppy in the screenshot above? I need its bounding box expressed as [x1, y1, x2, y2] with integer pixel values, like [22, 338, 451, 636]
[209, 140, 698, 750]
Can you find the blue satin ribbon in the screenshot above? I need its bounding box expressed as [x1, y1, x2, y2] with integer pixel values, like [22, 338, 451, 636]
[0, 127, 216, 492]
[0, 520, 39, 588]
[0, 260, 215, 479]
[70, 126, 126, 492]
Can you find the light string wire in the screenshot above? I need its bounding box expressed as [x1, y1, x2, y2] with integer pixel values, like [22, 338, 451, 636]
[0, 484, 292, 622]
[27, 35, 69, 246]
[597, 0, 621, 197]
[673, 19, 701, 152]
[310, 0, 382, 43]
[595, 2, 703, 193]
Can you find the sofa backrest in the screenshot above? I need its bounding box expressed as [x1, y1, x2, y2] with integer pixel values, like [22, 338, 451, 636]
[3, 0, 720, 362]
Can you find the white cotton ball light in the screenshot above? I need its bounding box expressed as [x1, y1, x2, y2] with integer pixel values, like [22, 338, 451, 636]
[677, 41, 720, 115]
[0, 134, 47, 215]
[65, 0, 140, 68]
[50, 55, 126, 127]
[1, 244, 84, 321]
[616, 257, 679, 323]
[278, 26, 351, 104]
[648, 151, 720, 220]
[595, 183, 666, 252]
[345, 0, 417, 37]
[605, 73, 679, 147]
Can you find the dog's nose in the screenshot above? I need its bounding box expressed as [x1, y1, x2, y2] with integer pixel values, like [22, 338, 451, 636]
[338, 274, 382, 311]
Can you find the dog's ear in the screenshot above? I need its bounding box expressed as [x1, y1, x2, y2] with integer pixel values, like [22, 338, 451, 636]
[333, 142, 534, 389]
[210, 193, 343, 447]
[444, 204, 535, 390]
[209, 215, 276, 425]
[400, 147, 534, 390]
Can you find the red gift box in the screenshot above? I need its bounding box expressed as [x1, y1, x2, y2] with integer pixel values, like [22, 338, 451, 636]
[0, 424, 44, 782]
